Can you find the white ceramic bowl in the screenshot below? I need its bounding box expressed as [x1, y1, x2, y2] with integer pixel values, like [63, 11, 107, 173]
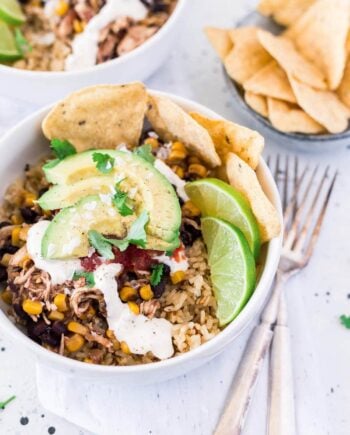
[0, 0, 188, 105]
[0, 90, 282, 385]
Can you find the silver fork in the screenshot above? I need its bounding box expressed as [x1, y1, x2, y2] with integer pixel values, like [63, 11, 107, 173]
[214, 156, 337, 435]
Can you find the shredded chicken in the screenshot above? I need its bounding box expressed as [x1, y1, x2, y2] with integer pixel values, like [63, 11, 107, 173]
[85, 331, 113, 349]
[140, 300, 160, 319]
[70, 287, 106, 318]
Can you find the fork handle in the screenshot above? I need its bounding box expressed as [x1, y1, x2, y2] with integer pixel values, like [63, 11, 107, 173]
[268, 295, 296, 435]
[214, 322, 273, 435]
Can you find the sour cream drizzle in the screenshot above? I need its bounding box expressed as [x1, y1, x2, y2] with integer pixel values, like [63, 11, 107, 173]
[65, 0, 148, 71]
[27, 221, 81, 285]
[94, 263, 174, 359]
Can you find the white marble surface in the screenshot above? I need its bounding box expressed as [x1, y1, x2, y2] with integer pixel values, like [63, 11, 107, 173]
[1, 0, 350, 434]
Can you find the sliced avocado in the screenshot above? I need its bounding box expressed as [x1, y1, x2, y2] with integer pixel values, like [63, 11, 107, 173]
[41, 150, 181, 243]
[42, 195, 178, 259]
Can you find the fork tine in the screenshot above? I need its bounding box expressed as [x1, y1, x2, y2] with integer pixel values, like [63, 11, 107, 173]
[266, 155, 271, 169]
[304, 171, 338, 261]
[274, 154, 281, 192]
[293, 166, 329, 252]
[293, 156, 299, 220]
[283, 155, 289, 213]
[284, 165, 318, 250]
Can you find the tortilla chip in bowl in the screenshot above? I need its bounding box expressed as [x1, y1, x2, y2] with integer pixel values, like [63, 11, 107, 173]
[0, 83, 281, 386]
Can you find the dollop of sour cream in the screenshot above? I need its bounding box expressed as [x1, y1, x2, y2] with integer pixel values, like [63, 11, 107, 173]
[94, 263, 174, 360]
[154, 159, 189, 202]
[27, 221, 82, 285]
[65, 0, 148, 71]
[154, 247, 189, 274]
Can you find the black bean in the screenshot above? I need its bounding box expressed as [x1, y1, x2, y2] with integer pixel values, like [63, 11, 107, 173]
[40, 330, 60, 347]
[152, 264, 170, 298]
[0, 221, 11, 229]
[38, 187, 48, 197]
[13, 303, 29, 320]
[0, 245, 19, 256]
[0, 266, 7, 282]
[51, 321, 67, 336]
[20, 207, 39, 223]
[28, 320, 48, 337]
[180, 223, 201, 247]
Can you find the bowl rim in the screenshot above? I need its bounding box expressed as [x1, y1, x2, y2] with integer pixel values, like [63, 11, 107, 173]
[0, 0, 186, 78]
[228, 9, 350, 144]
[0, 90, 282, 375]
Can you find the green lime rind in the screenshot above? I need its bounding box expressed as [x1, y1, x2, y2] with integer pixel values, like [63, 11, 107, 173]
[0, 0, 26, 25]
[185, 178, 261, 259]
[0, 21, 21, 61]
[201, 216, 256, 326]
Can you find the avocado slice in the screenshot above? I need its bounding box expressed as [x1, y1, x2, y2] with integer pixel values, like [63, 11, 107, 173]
[42, 195, 179, 259]
[41, 150, 181, 243]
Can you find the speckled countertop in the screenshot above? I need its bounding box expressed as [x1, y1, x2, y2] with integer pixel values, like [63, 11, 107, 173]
[1, 0, 350, 434]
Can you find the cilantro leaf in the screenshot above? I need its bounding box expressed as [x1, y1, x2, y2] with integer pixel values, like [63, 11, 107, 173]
[92, 152, 115, 174]
[340, 315, 350, 329]
[150, 264, 164, 286]
[112, 184, 133, 216]
[51, 139, 77, 160]
[14, 29, 31, 56]
[88, 230, 114, 259]
[0, 395, 16, 410]
[134, 144, 155, 164]
[73, 271, 95, 288]
[125, 210, 149, 248]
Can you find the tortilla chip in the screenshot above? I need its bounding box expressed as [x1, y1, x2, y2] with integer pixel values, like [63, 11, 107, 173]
[226, 153, 281, 242]
[224, 27, 272, 84]
[257, 30, 327, 90]
[258, 0, 315, 26]
[337, 56, 350, 109]
[42, 83, 147, 151]
[190, 112, 264, 170]
[289, 77, 350, 134]
[244, 91, 268, 117]
[204, 27, 233, 60]
[146, 95, 221, 167]
[286, 0, 350, 90]
[243, 61, 297, 104]
[267, 97, 325, 133]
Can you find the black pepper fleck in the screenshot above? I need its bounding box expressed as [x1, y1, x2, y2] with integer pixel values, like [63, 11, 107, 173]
[20, 417, 29, 425]
[326, 291, 330, 296]
[347, 294, 350, 299]
[1, 347, 5, 351]
[314, 293, 319, 297]
[330, 387, 334, 393]
[41, 414, 45, 418]
[48, 427, 56, 434]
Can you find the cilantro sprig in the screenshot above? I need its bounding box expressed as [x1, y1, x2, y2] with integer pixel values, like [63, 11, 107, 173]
[93, 152, 115, 174]
[73, 271, 95, 288]
[88, 211, 149, 258]
[340, 315, 350, 329]
[0, 395, 16, 410]
[134, 144, 155, 164]
[150, 264, 164, 286]
[44, 139, 77, 169]
[14, 29, 32, 56]
[112, 181, 133, 216]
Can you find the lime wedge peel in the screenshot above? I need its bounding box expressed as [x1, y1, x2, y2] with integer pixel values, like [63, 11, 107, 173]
[185, 178, 261, 259]
[201, 216, 256, 326]
[0, 21, 21, 62]
[0, 0, 26, 25]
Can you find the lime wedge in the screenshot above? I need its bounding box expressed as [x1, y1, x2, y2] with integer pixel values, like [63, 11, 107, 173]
[201, 216, 256, 326]
[0, 0, 26, 25]
[185, 178, 261, 259]
[0, 21, 21, 62]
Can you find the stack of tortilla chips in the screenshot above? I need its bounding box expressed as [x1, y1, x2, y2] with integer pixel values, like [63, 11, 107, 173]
[205, 0, 350, 135]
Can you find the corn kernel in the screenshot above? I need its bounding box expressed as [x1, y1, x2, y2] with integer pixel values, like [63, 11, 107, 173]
[168, 149, 187, 164]
[55, 0, 69, 16]
[172, 141, 187, 153]
[54, 293, 68, 312]
[48, 311, 65, 321]
[120, 341, 130, 354]
[22, 299, 43, 315]
[11, 214, 23, 225]
[119, 286, 137, 302]
[11, 227, 21, 247]
[1, 290, 12, 305]
[24, 192, 37, 207]
[18, 254, 32, 269]
[188, 163, 207, 178]
[67, 321, 88, 335]
[112, 339, 120, 350]
[172, 165, 185, 179]
[139, 284, 154, 301]
[84, 358, 93, 364]
[188, 155, 201, 165]
[182, 200, 201, 217]
[106, 329, 115, 339]
[127, 301, 140, 315]
[170, 270, 186, 285]
[73, 19, 84, 33]
[144, 137, 159, 149]
[65, 334, 85, 353]
[19, 226, 29, 241]
[1, 253, 12, 267]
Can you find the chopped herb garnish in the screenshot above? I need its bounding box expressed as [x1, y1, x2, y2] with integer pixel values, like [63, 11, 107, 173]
[43, 139, 77, 169]
[150, 264, 164, 286]
[73, 271, 95, 288]
[0, 395, 16, 410]
[340, 315, 350, 329]
[88, 211, 149, 257]
[112, 182, 133, 216]
[14, 29, 32, 55]
[92, 152, 115, 174]
[134, 144, 155, 164]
